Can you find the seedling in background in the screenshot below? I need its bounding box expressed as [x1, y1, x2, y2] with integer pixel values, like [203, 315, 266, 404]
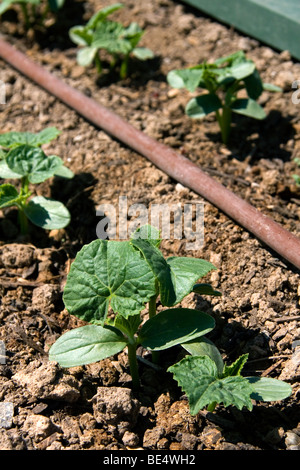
[0, 127, 73, 234]
[69, 3, 154, 79]
[167, 51, 281, 145]
[49, 225, 218, 389]
[292, 157, 300, 186]
[0, 0, 65, 29]
[168, 339, 292, 413]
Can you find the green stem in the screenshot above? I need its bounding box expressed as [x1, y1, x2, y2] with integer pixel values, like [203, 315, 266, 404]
[149, 295, 160, 364]
[20, 3, 30, 29]
[216, 106, 232, 145]
[18, 208, 29, 235]
[127, 342, 139, 390]
[207, 401, 217, 412]
[94, 53, 102, 75]
[120, 54, 129, 79]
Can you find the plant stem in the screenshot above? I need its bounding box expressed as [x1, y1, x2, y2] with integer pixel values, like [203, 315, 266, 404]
[127, 342, 139, 390]
[18, 208, 29, 235]
[216, 106, 232, 145]
[94, 53, 102, 75]
[20, 3, 30, 29]
[149, 295, 160, 364]
[120, 54, 129, 79]
[207, 401, 217, 412]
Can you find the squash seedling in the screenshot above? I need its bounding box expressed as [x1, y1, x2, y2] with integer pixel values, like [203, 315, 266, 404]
[69, 3, 154, 79]
[169, 340, 292, 413]
[0, 127, 73, 234]
[0, 0, 65, 29]
[167, 51, 282, 145]
[292, 157, 300, 186]
[49, 225, 218, 389]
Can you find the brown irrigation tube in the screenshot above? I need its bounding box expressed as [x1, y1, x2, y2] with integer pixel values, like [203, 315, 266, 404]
[0, 37, 300, 270]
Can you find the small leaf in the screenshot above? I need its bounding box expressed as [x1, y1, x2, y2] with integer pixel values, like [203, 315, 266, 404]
[0, 159, 22, 179]
[6, 145, 64, 183]
[167, 67, 204, 92]
[263, 82, 282, 93]
[132, 47, 154, 60]
[139, 308, 215, 351]
[49, 324, 127, 367]
[223, 354, 248, 377]
[52, 164, 74, 179]
[186, 94, 222, 119]
[86, 3, 124, 29]
[69, 26, 92, 46]
[168, 355, 254, 414]
[231, 98, 266, 120]
[181, 337, 224, 376]
[193, 283, 221, 296]
[92, 21, 133, 55]
[246, 377, 292, 402]
[63, 239, 156, 324]
[131, 224, 161, 248]
[77, 47, 98, 66]
[24, 196, 71, 230]
[0, 183, 20, 208]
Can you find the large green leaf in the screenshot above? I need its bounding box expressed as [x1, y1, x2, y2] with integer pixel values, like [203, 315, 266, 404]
[230, 98, 266, 120]
[185, 94, 222, 119]
[63, 239, 156, 324]
[92, 21, 133, 55]
[131, 237, 215, 306]
[0, 183, 20, 208]
[49, 324, 127, 367]
[139, 308, 215, 351]
[6, 145, 65, 183]
[168, 355, 254, 414]
[24, 196, 71, 229]
[0, 127, 60, 149]
[246, 377, 292, 402]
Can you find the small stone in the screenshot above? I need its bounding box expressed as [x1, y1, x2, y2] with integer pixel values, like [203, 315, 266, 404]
[0, 402, 13, 429]
[122, 430, 139, 447]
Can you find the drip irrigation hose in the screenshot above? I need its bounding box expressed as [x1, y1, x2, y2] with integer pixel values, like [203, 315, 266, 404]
[0, 37, 299, 270]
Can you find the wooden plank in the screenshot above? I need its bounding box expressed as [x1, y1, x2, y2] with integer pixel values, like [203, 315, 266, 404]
[180, 0, 300, 60]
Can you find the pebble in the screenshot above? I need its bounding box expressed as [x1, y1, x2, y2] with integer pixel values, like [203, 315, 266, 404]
[0, 402, 14, 429]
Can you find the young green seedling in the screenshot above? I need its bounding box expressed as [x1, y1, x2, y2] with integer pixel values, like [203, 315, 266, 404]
[167, 50, 281, 145]
[69, 3, 154, 79]
[49, 225, 218, 389]
[168, 337, 292, 413]
[0, 127, 73, 234]
[292, 157, 300, 186]
[0, 0, 65, 29]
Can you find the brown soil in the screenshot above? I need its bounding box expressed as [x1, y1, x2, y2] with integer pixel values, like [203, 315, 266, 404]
[0, 0, 299, 451]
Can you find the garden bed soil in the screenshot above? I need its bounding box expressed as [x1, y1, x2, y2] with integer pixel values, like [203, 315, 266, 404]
[0, 0, 300, 451]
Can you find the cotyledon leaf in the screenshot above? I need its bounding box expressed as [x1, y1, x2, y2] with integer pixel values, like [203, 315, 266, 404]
[63, 239, 157, 324]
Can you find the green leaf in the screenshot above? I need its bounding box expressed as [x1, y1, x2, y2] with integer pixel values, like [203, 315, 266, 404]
[225, 60, 256, 81]
[131, 224, 161, 248]
[69, 26, 92, 46]
[77, 47, 98, 67]
[131, 237, 215, 306]
[63, 239, 156, 324]
[0, 183, 20, 208]
[167, 67, 204, 92]
[0, 127, 60, 149]
[231, 98, 266, 120]
[112, 314, 141, 338]
[52, 164, 74, 179]
[246, 377, 292, 402]
[166, 256, 216, 306]
[24, 196, 71, 229]
[49, 324, 127, 367]
[181, 337, 224, 376]
[244, 69, 264, 100]
[263, 82, 282, 93]
[92, 21, 133, 55]
[185, 94, 222, 119]
[139, 308, 215, 351]
[192, 283, 221, 296]
[6, 145, 65, 183]
[168, 355, 254, 414]
[0, 158, 23, 179]
[132, 47, 154, 60]
[86, 3, 124, 30]
[0, 0, 40, 15]
[223, 354, 248, 377]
